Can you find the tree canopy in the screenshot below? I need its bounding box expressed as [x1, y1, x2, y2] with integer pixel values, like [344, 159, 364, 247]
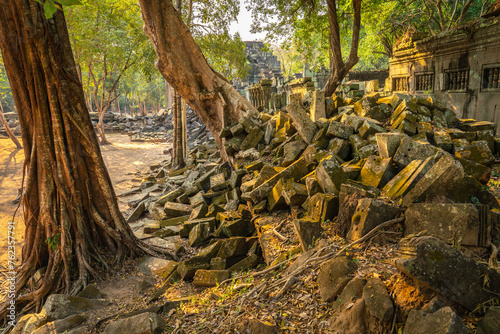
[2, 0, 493, 114]
[248, 0, 494, 74]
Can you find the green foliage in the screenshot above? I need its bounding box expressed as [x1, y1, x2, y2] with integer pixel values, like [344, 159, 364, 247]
[0, 58, 15, 112]
[66, 0, 154, 112]
[186, 0, 249, 81]
[35, 0, 82, 19]
[248, 0, 493, 73]
[248, 0, 388, 73]
[62, 0, 246, 112]
[197, 33, 249, 81]
[45, 233, 61, 251]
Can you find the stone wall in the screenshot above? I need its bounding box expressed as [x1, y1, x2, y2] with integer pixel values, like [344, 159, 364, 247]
[388, 17, 500, 131]
[245, 80, 273, 110]
[345, 70, 389, 88]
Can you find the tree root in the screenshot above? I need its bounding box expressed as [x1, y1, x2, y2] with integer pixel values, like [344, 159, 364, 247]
[275, 276, 299, 297]
[223, 216, 405, 303]
[266, 217, 405, 292]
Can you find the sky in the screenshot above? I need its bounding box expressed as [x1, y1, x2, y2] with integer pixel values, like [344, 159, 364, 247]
[228, 0, 267, 41]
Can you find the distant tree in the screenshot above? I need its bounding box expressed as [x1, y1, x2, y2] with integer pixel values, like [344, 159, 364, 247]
[66, 0, 152, 144]
[247, 0, 361, 96]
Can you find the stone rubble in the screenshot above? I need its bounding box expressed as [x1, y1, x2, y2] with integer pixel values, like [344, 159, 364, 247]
[15, 88, 500, 333]
[123, 89, 500, 332]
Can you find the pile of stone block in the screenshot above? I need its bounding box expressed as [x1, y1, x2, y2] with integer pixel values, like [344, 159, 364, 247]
[88, 106, 211, 147]
[126, 89, 500, 294]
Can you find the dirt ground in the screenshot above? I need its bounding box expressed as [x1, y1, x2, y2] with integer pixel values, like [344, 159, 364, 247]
[0, 134, 171, 266]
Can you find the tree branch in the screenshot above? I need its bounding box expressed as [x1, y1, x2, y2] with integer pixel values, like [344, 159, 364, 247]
[458, 0, 475, 24]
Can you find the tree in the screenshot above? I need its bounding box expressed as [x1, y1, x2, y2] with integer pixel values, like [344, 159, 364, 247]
[167, 0, 249, 167]
[323, 0, 361, 96]
[172, 0, 187, 169]
[66, 0, 152, 144]
[138, 0, 259, 161]
[0, 0, 172, 316]
[247, 0, 361, 96]
[0, 62, 21, 149]
[372, 0, 492, 59]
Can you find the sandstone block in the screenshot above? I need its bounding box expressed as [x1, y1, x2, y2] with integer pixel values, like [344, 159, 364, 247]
[347, 199, 402, 241]
[455, 140, 495, 166]
[103, 312, 165, 334]
[317, 256, 358, 302]
[328, 137, 351, 160]
[316, 157, 348, 195]
[359, 156, 396, 188]
[178, 257, 210, 280]
[287, 101, 318, 144]
[193, 270, 230, 287]
[382, 157, 435, 200]
[403, 307, 467, 334]
[246, 157, 308, 204]
[163, 202, 191, 217]
[217, 237, 247, 258]
[396, 236, 500, 311]
[188, 222, 211, 247]
[358, 120, 385, 139]
[402, 154, 464, 206]
[393, 136, 441, 168]
[310, 90, 326, 121]
[292, 219, 323, 252]
[327, 121, 354, 139]
[363, 277, 394, 322]
[307, 193, 339, 222]
[405, 203, 491, 247]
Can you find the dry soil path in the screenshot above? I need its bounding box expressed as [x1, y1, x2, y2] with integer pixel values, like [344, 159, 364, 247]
[0, 134, 170, 266]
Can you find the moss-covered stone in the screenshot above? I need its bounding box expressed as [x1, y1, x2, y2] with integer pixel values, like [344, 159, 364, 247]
[359, 156, 396, 188]
[433, 131, 453, 152]
[393, 137, 441, 168]
[163, 202, 191, 217]
[217, 237, 247, 258]
[193, 270, 230, 287]
[316, 157, 348, 195]
[327, 121, 354, 139]
[455, 140, 495, 166]
[396, 236, 500, 311]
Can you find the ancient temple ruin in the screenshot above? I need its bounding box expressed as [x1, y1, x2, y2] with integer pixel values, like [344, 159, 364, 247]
[388, 14, 500, 128]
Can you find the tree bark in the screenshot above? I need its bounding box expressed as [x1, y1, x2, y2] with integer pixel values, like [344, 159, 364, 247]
[138, 0, 259, 161]
[0, 100, 22, 149]
[172, 91, 185, 168]
[0, 0, 173, 316]
[171, 0, 186, 169]
[323, 0, 362, 97]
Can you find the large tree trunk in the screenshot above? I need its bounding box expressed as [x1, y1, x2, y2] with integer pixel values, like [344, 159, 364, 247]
[138, 0, 259, 161]
[0, 100, 22, 149]
[323, 0, 362, 97]
[0, 0, 173, 316]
